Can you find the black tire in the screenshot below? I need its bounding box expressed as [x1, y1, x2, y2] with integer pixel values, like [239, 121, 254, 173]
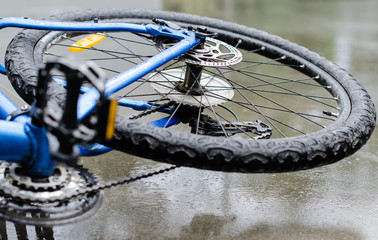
[5, 9, 376, 173]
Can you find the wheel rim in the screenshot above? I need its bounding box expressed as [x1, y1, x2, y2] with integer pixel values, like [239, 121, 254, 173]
[36, 20, 349, 140]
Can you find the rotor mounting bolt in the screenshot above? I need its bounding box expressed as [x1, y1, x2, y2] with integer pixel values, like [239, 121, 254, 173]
[21, 105, 29, 111]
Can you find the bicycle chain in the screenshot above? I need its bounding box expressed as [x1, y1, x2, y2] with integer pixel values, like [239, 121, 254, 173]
[129, 101, 176, 120]
[53, 165, 179, 203]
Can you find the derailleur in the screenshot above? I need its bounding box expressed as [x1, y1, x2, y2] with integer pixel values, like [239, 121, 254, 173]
[190, 114, 272, 139]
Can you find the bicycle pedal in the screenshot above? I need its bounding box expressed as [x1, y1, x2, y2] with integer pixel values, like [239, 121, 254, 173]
[33, 56, 116, 160]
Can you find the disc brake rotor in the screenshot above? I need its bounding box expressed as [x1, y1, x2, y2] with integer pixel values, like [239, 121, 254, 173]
[155, 37, 243, 67]
[0, 161, 103, 226]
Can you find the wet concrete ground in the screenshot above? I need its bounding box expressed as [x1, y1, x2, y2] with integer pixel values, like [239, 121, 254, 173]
[0, 0, 377, 239]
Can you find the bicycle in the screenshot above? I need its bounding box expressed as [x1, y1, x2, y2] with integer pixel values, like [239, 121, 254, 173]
[0, 9, 375, 226]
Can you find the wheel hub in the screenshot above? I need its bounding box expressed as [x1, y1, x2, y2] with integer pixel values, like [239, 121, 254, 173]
[149, 69, 234, 107]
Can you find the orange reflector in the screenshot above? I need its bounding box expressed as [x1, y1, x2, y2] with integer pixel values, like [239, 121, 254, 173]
[69, 33, 106, 52]
[105, 99, 118, 140]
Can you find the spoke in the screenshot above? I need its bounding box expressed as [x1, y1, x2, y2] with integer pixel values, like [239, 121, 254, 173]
[105, 34, 155, 47]
[122, 60, 182, 98]
[191, 80, 336, 101]
[127, 86, 177, 120]
[241, 59, 303, 68]
[122, 63, 185, 119]
[211, 64, 336, 134]
[162, 73, 205, 129]
[52, 43, 153, 60]
[217, 96, 308, 135]
[212, 68, 287, 137]
[200, 88, 334, 121]
[234, 39, 242, 48]
[240, 47, 264, 55]
[100, 66, 121, 74]
[239, 70, 329, 89]
[221, 68, 327, 129]
[162, 67, 230, 137]
[45, 52, 148, 70]
[225, 56, 285, 73]
[105, 33, 146, 62]
[235, 103, 307, 135]
[210, 65, 338, 110]
[122, 92, 167, 98]
[235, 88, 336, 100]
[195, 95, 203, 135]
[197, 85, 229, 138]
[202, 85, 328, 134]
[54, 35, 155, 67]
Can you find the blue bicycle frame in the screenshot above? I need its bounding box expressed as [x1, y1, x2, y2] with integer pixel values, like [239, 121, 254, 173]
[0, 17, 200, 176]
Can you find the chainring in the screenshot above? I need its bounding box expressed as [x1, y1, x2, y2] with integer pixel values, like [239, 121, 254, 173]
[0, 161, 103, 226]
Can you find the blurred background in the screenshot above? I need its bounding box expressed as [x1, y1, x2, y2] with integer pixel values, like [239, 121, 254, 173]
[0, 0, 377, 239]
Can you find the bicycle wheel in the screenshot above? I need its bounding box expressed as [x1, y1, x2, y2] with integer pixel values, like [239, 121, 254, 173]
[5, 9, 376, 173]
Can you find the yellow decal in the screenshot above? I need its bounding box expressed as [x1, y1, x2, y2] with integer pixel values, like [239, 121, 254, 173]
[105, 99, 118, 140]
[69, 33, 106, 52]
